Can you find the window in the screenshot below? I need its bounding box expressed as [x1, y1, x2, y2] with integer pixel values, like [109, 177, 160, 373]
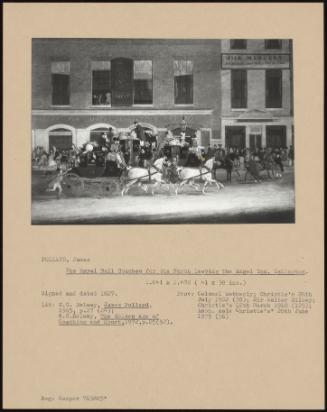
[111, 58, 133, 106]
[265, 39, 282, 49]
[51, 62, 70, 105]
[231, 69, 247, 108]
[133, 60, 153, 105]
[174, 60, 193, 104]
[230, 39, 247, 49]
[92, 61, 111, 105]
[266, 69, 282, 108]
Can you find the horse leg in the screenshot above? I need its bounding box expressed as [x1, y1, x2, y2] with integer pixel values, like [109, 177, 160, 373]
[235, 169, 241, 180]
[138, 181, 148, 193]
[178, 180, 187, 193]
[213, 180, 222, 191]
[57, 183, 63, 198]
[123, 179, 136, 195]
[189, 180, 200, 192]
[188, 178, 201, 191]
[202, 181, 209, 194]
[121, 183, 130, 196]
[204, 178, 215, 192]
[151, 181, 159, 195]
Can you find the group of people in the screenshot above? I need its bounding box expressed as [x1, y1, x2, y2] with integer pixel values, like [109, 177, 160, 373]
[209, 145, 294, 182]
[32, 145, 78, 170]
[211, 145, 294, 170]
[32, 118, 294, 185]
[32, 121, 157, 172]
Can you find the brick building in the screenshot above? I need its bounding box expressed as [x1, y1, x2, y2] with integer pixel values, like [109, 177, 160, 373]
[220, 39, 293, 150]
[32, 39, 222, 151]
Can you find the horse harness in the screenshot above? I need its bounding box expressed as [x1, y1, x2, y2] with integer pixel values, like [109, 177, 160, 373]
[123, 163, 212, 185]
[180, 165, 213, 183]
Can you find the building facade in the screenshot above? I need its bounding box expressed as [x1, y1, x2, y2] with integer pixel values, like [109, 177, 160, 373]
[32, 39, 222, 151]
[32, 38, 294, 152]
[220, 39, 293, 150]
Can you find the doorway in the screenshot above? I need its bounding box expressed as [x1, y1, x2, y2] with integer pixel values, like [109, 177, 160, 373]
[225, 126, 246, 148]
[249, 134, 262, 151]
[266, 126, 287, 148]
[48, 128, 72, 151]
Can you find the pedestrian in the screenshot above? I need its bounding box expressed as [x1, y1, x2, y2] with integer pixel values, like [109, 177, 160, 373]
[38, 150, 48, 167]
[288, 145, 294, 166]
[246, 154, 262, 183]
[224, 151, 234, 182]
[46, 167, 65, 198]
[273, 148, 284, 173]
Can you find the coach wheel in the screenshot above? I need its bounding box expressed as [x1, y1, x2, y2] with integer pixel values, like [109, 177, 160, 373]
[101, 180, 120, 196]
[63, 173, 84, 196]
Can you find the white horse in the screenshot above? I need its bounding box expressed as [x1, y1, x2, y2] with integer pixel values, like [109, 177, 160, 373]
[121, 157, 166, 196]
[178, 157, 224, 194]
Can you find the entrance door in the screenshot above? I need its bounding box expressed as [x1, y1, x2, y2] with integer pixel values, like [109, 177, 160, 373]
[249, 134, 262, 151]
[266, 126, 287, 148]
[225, 126, 246, 149]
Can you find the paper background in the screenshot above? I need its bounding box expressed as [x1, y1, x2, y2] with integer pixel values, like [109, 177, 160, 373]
[3, 3, 324, 409]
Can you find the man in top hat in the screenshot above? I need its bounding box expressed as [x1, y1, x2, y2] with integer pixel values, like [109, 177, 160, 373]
[134, 120, 146, 143]
[166, 156, 180, 184]
[139, 140, 153, 168]
[108, 138, 126, 169]
[100, 132, 109, 148]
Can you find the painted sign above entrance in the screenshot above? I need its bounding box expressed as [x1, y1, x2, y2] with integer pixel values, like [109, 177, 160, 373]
[222, 53, 290, 69]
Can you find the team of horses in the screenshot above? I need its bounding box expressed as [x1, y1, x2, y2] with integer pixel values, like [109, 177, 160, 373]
[120, 154, 279, 196]
[121, 157, 225, 196]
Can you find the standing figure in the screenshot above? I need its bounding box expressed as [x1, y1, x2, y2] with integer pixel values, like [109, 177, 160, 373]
[166, 157, 180, 184]
[139, 140, 153, 169]
[46, 167, 65, 198]
[38, 150, 48, 167]
[48, 149, 57, 167]
[134, 120, 146, 143]
[245, 154, 262, 183]
[109, 139, 126, 169]
[224, 151, 234, 182]
[108, 127, 115, 145]
[181, 116, 187, 133]
[273, 148, 284, 173]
